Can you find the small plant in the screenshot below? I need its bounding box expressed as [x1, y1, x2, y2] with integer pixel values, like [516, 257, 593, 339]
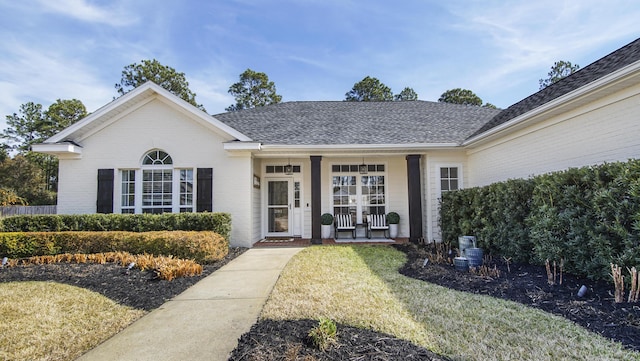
[320, 213, 334, 225]
[612, 263, 625, 303]
[545, 259, 563, 285]
[308, 317, 337, 351]
[386, 212, 400, 224]
[470, 264, 501, 279]
[426, 242, 452, 265]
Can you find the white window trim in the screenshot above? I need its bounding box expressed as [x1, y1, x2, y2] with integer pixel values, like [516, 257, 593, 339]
[328, 162, 388, 224]
[115, 167, 196, 214]
[435, 163, 464, 196]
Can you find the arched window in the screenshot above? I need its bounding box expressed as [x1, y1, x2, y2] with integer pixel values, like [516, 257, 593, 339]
[120, 150, 194, 214]
[142, 150, 173, 165]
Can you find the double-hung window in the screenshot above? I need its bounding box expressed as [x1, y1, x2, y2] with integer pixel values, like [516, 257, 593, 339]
[120, 150, 194, 214]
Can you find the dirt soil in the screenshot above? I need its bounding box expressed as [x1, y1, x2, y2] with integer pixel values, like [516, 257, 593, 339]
[1, 244, 638, 359]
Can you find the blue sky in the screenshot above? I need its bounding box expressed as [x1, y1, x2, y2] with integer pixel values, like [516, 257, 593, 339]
[1, 0, 639, 132]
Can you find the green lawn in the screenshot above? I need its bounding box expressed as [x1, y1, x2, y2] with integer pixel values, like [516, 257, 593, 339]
[261, 245, 639, 361]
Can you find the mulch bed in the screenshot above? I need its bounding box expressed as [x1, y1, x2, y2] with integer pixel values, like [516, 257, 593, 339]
[394, 243, 640, 351]
[0, 247, 248, 311]
[228, 319, 450, 361]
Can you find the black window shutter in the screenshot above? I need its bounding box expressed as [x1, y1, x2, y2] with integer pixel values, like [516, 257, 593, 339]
[197, 168, 213, 212]
[97, 169, 114, 214]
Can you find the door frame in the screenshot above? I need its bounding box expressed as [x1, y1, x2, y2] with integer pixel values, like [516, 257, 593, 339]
[264, 177, 294, 237]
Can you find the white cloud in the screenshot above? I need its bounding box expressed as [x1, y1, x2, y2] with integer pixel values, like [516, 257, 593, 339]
[35, 0, 137, 27]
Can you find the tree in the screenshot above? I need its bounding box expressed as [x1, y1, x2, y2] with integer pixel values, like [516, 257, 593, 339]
[1, 99, 86, 193]
[345, 76, 393, 101]
[394, 87, 418, 101]
[2, 102, 46, 152]
[115, 59, 204, 110]
[43, 99, 87, 138]
[0, 155, 55, 205]
[438, 88, 483, 106]
[482, 103, 498, 109]
[539, 60, 580, 89]
[226, 69, 282, 111]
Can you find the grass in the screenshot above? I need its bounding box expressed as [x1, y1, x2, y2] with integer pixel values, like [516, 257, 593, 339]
[0, 282, 145, 361]
[261, 245, 640, 361]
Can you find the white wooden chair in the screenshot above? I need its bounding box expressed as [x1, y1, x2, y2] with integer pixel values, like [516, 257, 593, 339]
[334, 214, 356, 239]
[366, 213, 389, 239]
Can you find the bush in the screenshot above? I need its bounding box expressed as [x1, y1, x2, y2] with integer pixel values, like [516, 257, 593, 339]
[440, 159, 640, 281]
[321, 213, 334, 225]
[0, 213, 231, 241]
[0, 231, 228, 263]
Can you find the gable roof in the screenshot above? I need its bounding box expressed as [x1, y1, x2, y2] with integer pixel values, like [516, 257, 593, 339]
[471, 37, 640, 139]
[44, 82, 251, 144]
[214, 100, 500, 146]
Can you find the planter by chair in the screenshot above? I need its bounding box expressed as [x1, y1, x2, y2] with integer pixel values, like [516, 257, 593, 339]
[321, 224, 332, 239]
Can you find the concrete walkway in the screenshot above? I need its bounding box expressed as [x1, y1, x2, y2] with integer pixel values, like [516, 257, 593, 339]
[77, 247, 304, 361]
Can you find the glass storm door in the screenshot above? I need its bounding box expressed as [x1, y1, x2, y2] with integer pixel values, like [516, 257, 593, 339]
[267, 179, 291, 235]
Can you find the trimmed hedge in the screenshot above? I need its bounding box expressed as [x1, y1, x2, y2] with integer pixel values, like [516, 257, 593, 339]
[0, 231, 228, 263]
[0, 213, 231, 241]
[440, 159, 640, 281]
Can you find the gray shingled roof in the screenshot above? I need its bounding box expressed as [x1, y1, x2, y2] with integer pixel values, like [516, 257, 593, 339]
[471, 37, 640, 138]
[214, 101, 500, 145]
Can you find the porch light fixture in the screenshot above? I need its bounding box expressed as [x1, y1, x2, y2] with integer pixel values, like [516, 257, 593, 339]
[284, 158, 293, 175]
[359, 158, 368, 174]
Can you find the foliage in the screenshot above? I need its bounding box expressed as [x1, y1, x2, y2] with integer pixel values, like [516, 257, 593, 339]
[345, 76, 393, 101]
[440, 159, 640, 281]
[0, 188, 27, 206]
[11, 251, 203, 281]
[0, 154, 56, 205]
[0, 212, 232, 241]
[438, 88, 483, 106]
[308, 317, 338, 351]
[394, 87, 418, 101]
[0, 230, 228, 263]
[2, 102, 45, 151]
[482, 102, 498, 109]
[115, 59, 204, 110]
[226, 69, 282, 111]
[386, 212, 400, 224]
[321, 213, 334, 225]
[539, 60, 580, 89]
[1, 99, 86, 196]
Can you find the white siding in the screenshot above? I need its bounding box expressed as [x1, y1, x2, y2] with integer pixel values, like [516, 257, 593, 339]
[320, 156, 409, 238]
[467, 86, 640, 187]
[56, 97, 254, 247]
[423, 150, 468, 243]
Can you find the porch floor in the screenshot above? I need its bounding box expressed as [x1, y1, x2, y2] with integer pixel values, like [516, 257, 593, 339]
[253, 237, 409, 247]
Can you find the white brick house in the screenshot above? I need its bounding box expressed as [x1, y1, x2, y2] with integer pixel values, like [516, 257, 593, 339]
[34, 38, 640, 248]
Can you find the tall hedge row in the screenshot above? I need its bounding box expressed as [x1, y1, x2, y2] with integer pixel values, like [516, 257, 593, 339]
[0, 213, 231, 241]
[0, 231, 228, 263]
[440, 159, 640, 281]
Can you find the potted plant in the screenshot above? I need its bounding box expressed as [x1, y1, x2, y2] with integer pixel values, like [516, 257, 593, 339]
[321, 213, 334, 239]
[386, 212, 400, 238]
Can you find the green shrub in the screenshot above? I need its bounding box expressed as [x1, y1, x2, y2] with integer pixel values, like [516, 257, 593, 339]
[0, 213, 231, 241]
[0, 231, 228, 263]
[440, 159, 640, 281]
[320, 213, 334, 225]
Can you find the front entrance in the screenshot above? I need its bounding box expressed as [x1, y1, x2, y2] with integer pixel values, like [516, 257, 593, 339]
[267, 179, 290, 236]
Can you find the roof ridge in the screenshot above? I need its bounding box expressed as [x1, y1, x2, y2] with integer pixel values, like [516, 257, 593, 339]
[470, 37, 640, 138]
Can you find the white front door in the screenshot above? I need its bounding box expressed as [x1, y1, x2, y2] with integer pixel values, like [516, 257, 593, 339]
[266, 179, 292, 236]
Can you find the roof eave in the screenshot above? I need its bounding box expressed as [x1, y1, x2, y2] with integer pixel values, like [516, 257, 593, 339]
[31, 143, 82, 159]
[463, 60, 640, 147]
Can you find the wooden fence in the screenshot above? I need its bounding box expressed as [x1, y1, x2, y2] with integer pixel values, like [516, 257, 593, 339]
[0, 205, 57, 217]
